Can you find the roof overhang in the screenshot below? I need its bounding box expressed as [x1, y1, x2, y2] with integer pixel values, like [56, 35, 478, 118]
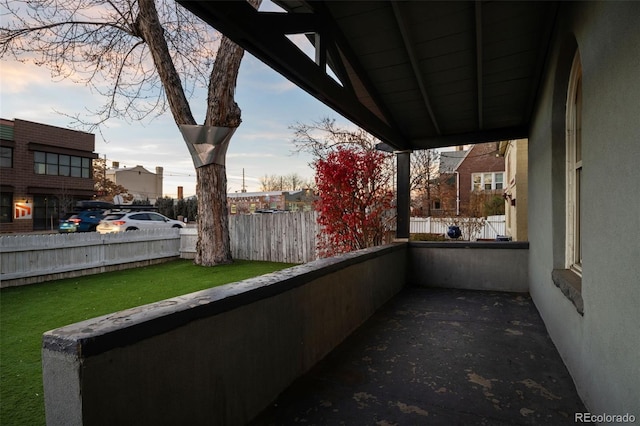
[178, 1, 558, 151]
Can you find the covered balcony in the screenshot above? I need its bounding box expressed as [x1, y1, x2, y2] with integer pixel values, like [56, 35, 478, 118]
[42, 1, 640, 423]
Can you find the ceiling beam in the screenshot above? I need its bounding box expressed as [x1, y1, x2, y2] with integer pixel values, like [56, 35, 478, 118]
[308, 2, 402, 134]
[391, 2, 441, 135]
[412, 125, 528, 150]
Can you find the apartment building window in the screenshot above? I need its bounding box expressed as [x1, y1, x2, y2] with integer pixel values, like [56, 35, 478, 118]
[566, 52, 582, 274]
[472, 172, 504, 191]
[34, 151, 91, 178]
[0, 147, 12, 168]
[0, 192, 12, 223]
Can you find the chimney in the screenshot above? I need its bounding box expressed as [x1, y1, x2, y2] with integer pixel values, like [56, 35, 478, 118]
[155, 167, 163, 201]
[112, 161, 119, 168]
[178, 186, 184, 200]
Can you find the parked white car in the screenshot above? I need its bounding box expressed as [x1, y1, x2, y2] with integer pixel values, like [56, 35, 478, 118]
[96, 211, 185, 234]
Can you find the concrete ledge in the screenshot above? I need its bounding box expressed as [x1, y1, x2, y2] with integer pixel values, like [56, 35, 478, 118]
[2, 256, 178, 288]
[407, 241, 529, 292]
[551, 269, 584, 315]
[409, 241, 530, 249]
[42, 243, 407, 426]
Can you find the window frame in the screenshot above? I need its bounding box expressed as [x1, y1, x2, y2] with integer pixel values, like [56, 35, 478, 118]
[0, 192, 12, 223]
[471, 172, 505, 191]
[0, 146, 13, 168]
[566, 52, 583, 275]
[33, 150, 92, 178]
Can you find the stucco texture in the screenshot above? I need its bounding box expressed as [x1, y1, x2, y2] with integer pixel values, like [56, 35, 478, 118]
[527, 1, 640, 416]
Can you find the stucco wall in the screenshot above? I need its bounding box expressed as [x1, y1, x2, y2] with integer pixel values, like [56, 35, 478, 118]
[407, 241, 529, 292]
[503, 139, 528, 241]
[107, 165, 162, 202]
[42, 244, 406, 426]
[528, 2, 640, 415]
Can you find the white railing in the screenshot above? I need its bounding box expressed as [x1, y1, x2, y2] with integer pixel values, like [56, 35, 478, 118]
[409, 215, 506, 240]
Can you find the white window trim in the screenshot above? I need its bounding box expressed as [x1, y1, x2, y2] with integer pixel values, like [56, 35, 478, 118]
[566, 51, 582, 275]
[471, 172, 505, 191]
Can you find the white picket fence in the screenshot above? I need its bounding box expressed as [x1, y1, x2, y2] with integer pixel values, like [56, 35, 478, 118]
[410, 215, 506, 241]
[0, 229, 181, 287]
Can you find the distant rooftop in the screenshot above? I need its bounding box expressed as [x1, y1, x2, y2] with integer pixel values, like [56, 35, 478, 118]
[439, 150, 468, 173]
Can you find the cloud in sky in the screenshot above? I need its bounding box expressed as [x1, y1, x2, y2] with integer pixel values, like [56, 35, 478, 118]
[0, 45, 351, 197]
[0, 0, 372, 197]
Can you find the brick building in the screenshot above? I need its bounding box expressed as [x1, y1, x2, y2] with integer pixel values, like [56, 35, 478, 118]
[435, 142, 505, 217]
[0, 118, 98, 233]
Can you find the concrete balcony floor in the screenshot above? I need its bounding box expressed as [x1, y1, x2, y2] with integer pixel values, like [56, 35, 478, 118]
[251, 287, 586, 425]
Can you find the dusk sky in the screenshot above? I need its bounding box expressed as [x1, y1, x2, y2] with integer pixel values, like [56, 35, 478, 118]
[0, 1, 352, 197]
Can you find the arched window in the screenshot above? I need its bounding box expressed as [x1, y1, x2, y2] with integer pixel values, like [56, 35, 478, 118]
[566, 51, 582, 274]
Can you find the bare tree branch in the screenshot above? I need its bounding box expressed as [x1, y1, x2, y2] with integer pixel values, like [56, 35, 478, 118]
[0, 0, 217, 129]
[0, 0, 263, 266]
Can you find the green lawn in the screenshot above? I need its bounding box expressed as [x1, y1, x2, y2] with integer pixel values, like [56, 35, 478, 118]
[0, 259, 296, 426]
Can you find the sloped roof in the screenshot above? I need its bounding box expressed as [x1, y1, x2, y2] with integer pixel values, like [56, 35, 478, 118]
[439, 150, 468, 174]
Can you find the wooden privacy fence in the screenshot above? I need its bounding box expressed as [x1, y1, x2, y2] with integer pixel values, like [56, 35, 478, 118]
[231, 211, 319, 263]
[180, 211, 319, 264]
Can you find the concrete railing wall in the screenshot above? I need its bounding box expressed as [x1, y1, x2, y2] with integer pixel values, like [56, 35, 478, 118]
[407, 241, 529, 292]
[42, 244, 407, 426]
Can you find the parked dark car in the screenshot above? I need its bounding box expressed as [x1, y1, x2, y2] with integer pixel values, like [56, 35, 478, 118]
[58, 200, 114, 233]
[58, 210, 109, 233]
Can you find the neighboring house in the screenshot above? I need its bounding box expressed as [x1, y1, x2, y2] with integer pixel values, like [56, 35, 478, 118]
[284, 189, 316, 212]
[106, 162, 163, 204]
[435, 143, 505, 217]
[428, 149, 466, 216]
[499, 139, 528, 241]
[0, 118, 97, 233]
[228, 189, 315, 214]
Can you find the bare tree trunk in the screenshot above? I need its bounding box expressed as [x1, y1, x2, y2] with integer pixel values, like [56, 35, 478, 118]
[140, 0, 260, 266]
[195, 165, 231, 265]
[195, 0, 261, 266]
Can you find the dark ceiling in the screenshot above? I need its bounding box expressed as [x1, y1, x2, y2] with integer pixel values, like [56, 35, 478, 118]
[177, 1, 559, 151]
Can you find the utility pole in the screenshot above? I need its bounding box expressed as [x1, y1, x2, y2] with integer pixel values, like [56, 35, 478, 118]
[241, 168, 247, 192]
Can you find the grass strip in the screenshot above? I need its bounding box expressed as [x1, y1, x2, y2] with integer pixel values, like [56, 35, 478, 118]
[0, 259, 296, 426]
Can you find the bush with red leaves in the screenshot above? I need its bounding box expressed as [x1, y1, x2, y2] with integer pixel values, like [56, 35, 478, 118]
[314, 147, 394, 257]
